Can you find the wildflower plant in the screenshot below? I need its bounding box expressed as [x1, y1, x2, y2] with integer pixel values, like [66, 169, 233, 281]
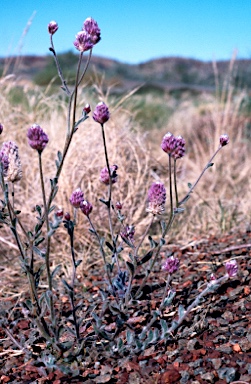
[0, 16, 238, 372]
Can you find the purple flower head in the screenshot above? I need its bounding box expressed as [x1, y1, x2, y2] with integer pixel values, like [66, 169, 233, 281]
[69, 188, 84, 208]
[48, 21, 58, 35]
[225, 259, 238, 277]
[161, 132, 177, 155]
[172, 135, 186, 159]
[80, 200, 93, 216]
[121, 225, 135, 241]
[83, 17, 101, 44]
[93, 102, 110, 124]
[220, 134, 230, 147]
[27, 124, 49, 152]
[0, 123, 3, 135]
[100, 164, 118, 185]
[162, 256, 180, 274]
[74, 31, 93, 52]
[146, 182, 166, 215]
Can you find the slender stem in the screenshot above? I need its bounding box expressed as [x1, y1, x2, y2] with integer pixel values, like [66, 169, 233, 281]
[168, 154, 173, 219]
[167, 275, 228, 334]
[179, 146, 222, 206]
[173, 159, 179, 207]
[38, 152, 52, 291]
[50, 35, 70, 95]
[3, 326, 30, 354]
[100, 123, 119, 269]
[72, 52, 83, 132]
[134, 155, 175, 298]
[87, 215, 118, 301]
[134, 215, 155, 259]
[38, 152, 56, 329]
[160, 274, 171, 309]
[69, 226, 80, 341]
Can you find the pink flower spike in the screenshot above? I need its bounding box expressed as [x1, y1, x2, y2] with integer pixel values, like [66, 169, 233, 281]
[146, 182, 166, 215]
[93, 102, 110, 124]
[100, 165, 118, 185]
[162, 256, 180, 274]
[161, 132, 177, 155]
[225, 259, 238, 277]
[69, 188, 84, 208]
[27, 124, 49, 152]
[80, 200, 93, 216]
[74, 31, 93, 52]
[83, 17, 101, 45]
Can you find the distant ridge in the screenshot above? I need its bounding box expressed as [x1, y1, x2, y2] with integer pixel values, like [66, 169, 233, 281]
[1, 53, 251, 93]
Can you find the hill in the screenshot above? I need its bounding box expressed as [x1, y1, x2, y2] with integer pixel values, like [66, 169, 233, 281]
[1, 53, 251, 94]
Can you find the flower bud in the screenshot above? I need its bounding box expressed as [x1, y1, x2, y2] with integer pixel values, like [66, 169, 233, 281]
[162, 256, 180, 274]
[27, 124, 49, 152]
[0, 124, 3, 135]
[80, 200, 93, 216]
[48, 21, 58, 35]
[64, 212, 71, 221]
[146, 182, 166, 215]
[225, 259, 238, 277]
[55, 208, 64, 219]
[83, 103, 91, 115]
[74, 31, 93, 52]
[116, 201, 123, 210]
[219, 134, 229, 147]
[100, 164, 118, 185]
[69, 188, 84, 208]
[93, 102, 110, 124]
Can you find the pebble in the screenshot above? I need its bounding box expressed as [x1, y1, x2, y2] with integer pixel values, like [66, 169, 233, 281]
[216, 344, 232, 354]
[200, 372, 215, 383]
[218, 367, 237, 383]
[193, 367, 205, 376]
[211, 358, 222, 369]
[187, 339, 201, 350]
[222, 310, 234, 321]
[228, 286, 243, 298]
[180, 370, 190, 384]
[233, 326, 246, 336]
[188, 358, 202, 369]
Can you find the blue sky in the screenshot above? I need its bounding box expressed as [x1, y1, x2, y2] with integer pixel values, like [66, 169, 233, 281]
[1, 0, 251, 64]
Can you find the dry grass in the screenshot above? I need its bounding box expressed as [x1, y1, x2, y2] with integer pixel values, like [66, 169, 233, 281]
[1, 59, 251, 276]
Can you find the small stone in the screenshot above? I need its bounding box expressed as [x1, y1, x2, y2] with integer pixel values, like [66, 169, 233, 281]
[200, 372, 215, 383]
[194, 367, 205, 376]
[218, 367, 237, 383]
[180, 371, 190, 384]
[211, 358, 222, 369]
[222, 310, 234, 321]
[239, 338, 251, 352]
